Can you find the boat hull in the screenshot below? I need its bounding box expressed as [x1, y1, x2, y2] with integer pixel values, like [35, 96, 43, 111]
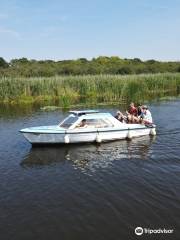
[21, 126, 155, 144]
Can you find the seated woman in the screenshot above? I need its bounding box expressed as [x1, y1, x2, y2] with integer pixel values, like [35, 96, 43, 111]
[137, 104, 143, 116]
[131, 104, 143, 123]
[126, 102, 138, 123]
[115, 111, 126, 123]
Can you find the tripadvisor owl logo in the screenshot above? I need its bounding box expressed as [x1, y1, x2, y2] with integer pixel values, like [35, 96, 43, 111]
[135, 226, 174, 235]
[135, 227, 143, 235]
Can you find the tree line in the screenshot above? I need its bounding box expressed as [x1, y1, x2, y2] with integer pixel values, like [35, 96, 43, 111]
[0, 56, 180, 77]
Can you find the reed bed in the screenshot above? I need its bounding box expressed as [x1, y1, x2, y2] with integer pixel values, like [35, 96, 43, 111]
[0, 73, 180, 107]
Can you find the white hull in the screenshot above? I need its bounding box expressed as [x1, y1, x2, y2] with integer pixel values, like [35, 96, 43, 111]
[20, 110, 156, 145]
[21, 126, 155, 144]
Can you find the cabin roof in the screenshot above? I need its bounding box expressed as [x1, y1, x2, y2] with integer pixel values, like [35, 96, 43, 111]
[69, 112, 113, 120]
[69, 110, 99, 116]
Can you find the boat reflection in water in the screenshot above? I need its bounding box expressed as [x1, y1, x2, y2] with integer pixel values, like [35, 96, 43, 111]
[21, 136, 156, 172]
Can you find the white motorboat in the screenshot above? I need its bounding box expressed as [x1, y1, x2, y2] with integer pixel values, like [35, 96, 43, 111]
[20, 110, 156, 145]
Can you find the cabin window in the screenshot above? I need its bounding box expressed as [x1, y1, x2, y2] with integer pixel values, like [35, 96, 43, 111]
[85, 118, 113, 128]
[104, 118, 114, 127]
[60, 116, 78, 128]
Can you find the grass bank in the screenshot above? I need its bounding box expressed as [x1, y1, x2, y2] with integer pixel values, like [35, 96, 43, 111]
[0, 73, 180, 107]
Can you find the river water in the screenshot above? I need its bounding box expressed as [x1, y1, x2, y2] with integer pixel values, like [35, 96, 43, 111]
[0, 100, 180, 240]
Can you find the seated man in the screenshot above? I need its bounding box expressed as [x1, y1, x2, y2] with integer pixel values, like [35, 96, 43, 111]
[76, 119, 88, 128]
[140, 105, 153, 124]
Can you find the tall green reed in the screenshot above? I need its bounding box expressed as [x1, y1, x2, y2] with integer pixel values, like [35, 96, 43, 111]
[0, 73, 180, 107]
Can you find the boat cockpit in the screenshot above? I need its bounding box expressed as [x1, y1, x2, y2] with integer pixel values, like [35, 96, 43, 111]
[59, 110, 121, 129]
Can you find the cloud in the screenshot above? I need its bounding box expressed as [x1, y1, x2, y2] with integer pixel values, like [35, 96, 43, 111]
[39, 24, 67, 39]
[0, 13, 9, 19]
[60, 15, 68, 22]
[139, 1, 169, 11]
[0, 27, 21, 39]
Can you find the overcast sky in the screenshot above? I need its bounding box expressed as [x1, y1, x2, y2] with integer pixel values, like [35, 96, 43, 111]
[0, 0, 180, 61]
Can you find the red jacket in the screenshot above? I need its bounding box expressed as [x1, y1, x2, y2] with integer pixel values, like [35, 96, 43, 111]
[128, 106, 138, 116]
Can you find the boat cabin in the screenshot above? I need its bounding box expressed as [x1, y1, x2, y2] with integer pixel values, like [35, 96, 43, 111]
[59, 110, 121, 129]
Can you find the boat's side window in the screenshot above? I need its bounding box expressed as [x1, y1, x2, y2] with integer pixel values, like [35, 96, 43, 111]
[85, 118, 112, 128]
[82, 119, 98, 128]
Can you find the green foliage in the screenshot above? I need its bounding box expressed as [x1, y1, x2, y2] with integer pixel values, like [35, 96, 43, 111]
[0, 57, 180, 107]
[0, 73, 180, 107]
[1, 56, 180, 77]
[0, 57, 8, 68]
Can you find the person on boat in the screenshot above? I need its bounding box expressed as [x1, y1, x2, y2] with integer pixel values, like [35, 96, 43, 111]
[137, 104, 143, 116]
[115, 111, 126, 123]
[132, 104, 143, 123]
[77, 119, 88, 128]
[140, 105, 153, 125]
[126, 102, 138, 123]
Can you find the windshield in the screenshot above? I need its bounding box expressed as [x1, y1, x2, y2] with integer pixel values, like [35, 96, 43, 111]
[59, 116, 78, 128]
